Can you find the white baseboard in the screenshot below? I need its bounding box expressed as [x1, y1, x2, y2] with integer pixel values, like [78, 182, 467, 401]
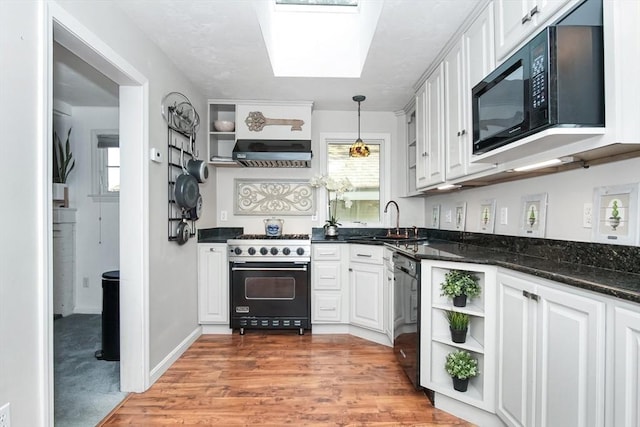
[73, 305, 101, 314]
[149, 326, 202, 385]
[201, 324, 233, 334]
[434, 393, 504, 426]
[310, 323, 392, 347]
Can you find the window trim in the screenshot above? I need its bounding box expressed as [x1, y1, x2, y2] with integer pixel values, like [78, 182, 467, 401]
[90, 129, 120, 202]
[318, 132, 390, 228]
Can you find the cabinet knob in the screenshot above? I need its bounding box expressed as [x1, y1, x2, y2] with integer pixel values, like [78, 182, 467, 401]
[522, 13, 532, 24]
[461, 129, 466, 135]
[457, 131, 461, 136]
[530, 5, 538, 16]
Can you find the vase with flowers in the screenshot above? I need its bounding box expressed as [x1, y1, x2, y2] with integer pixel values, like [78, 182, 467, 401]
[309, 174, 354, 237]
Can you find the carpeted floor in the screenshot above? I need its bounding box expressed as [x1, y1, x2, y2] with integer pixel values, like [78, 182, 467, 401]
[54, 314, 127, 426]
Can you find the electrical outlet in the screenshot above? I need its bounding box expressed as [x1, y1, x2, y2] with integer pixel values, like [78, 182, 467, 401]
[220, 210, 228, 221]
[500, 207, 508, 225]
[82, 277, 89, 288]
[583, 203, 593, 228]
[0, 402, 11, 427]
[311, 212, 318, 221]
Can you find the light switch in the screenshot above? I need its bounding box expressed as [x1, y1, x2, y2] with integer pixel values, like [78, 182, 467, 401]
[583, 203, 592, 228]
[445, 210, 452, 223]
[500, 207, 508, 225]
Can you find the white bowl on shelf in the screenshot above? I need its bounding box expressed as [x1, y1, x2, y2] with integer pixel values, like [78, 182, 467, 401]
[213, 120, 235, 132]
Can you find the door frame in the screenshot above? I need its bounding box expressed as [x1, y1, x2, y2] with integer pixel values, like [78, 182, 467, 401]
[45, 1, 150, 422]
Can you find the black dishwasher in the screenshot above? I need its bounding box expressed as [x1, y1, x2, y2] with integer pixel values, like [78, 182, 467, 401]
[393, 252, 424, 391]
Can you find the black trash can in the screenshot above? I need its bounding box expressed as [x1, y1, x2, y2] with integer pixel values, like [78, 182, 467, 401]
[95, 270, 120, 361]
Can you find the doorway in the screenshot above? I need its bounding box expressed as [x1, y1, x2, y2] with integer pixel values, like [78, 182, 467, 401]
[48, 3, 150, 424]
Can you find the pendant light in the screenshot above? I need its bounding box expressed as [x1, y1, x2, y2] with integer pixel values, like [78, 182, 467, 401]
[349, 95, 370, 158]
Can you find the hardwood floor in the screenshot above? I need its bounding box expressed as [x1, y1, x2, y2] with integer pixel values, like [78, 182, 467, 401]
[100, 332, 473, 426]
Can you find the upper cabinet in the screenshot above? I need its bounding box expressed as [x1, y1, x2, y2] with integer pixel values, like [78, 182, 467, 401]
[494, 0, 574, 61]
[416, 64, 445, 190]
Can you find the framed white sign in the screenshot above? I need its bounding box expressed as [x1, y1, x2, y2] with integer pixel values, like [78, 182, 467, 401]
[479, 199, 496, 233]
[592, 183, 639, 245]
[520, 193, 548, 237]
[234, 179, 314, 216]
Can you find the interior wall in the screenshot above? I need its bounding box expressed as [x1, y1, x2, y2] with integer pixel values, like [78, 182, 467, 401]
[0, 1, 48, 425]
[424, 156, 640, 245]
[69, 106, 120, 313]
[55, 0, 210, 371]
[213, 109, 425, 233]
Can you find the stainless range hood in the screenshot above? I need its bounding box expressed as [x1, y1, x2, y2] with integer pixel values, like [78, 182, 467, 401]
[232, 139, 312, 167]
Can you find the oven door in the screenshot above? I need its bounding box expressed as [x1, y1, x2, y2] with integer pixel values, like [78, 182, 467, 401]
[230, 261, 310, 328]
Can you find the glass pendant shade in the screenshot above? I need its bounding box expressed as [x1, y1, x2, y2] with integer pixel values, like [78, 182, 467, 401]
[349, 95, 370, 158]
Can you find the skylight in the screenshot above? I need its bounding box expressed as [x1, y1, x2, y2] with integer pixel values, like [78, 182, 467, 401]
[276, 0, 358, 6]
[253, 0, 381, 78]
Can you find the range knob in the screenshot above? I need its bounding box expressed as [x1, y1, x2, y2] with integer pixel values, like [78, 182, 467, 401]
[234, 247, 242, 255]
[270, 247, 279, 255]
[260, 247, 268, 255]
[282, 247, 291, 255]
[248, 247, 256, 255]
[296, 247, 305, 256]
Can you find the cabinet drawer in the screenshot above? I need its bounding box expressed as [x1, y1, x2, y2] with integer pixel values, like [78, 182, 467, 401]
[313, 294, 342, 322]
[349, 244, 383, 264]
[313, 263, 341, 290]
[312, 244, 342, 261]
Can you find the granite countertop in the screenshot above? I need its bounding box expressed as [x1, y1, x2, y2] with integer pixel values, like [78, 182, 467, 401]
[312, 228, 640, 304]
[197, 227, 243, 243]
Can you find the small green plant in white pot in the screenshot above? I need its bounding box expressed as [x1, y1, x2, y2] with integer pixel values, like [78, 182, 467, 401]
[440, 270, 481, 307]
[53, 128, 74, 206]
[444, 350, 479, 392]
[446, 310, 469, 344]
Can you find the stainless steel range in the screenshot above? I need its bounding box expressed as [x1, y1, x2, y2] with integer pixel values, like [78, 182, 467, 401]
[228, 234, 311, 335]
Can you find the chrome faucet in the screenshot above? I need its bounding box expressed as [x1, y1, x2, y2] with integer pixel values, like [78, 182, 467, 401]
[384, 200, 400, 236]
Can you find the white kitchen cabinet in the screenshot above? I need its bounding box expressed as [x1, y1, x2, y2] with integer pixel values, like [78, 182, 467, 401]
[197, 243, 229, 324]
[405, 106, 419, 196]
[415, 64, 445, 190]
[496, 269, 605, 427]
[349, 244, 384, 332]
[443, 40, 467, 181]
[383, 248, 394, 343]
[421, 260, 497, 413]
[494, 0, 575, 61]
[311, 244, 348, 324]
[613, 303, 640, 427]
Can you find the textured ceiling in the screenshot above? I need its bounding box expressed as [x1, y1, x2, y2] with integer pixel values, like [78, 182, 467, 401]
[55, 0, 483, 111]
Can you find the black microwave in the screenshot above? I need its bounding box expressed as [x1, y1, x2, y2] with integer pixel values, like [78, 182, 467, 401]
[472, 25, 604, 155]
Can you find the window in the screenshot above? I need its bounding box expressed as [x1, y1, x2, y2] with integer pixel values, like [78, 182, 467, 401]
[321, 134, 389, 226]
[91, 130, 120, 200]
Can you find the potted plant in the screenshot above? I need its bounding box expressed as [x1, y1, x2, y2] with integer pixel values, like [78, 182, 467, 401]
[444, 350, 479, 392]
[309, 174, 354, 237]
[53, 128, 75, 206]
[440, 269, 481, 307]
[446, 310, 469, 343]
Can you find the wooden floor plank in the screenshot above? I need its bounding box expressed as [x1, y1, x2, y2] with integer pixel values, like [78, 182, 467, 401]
[100, 333, 473, 426]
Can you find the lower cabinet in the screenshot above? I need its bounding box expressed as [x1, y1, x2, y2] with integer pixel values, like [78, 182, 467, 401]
[349, 244, 384, 332]
[613, 302, 640, 427]
[383, 248, 394, 343]
[197, 243, 229, 324]
[496, 269, 606, 427]
[311, 244, 348, 323]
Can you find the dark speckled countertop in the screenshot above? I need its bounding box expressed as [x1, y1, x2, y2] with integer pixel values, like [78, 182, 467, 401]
[312, 227, 640, 304]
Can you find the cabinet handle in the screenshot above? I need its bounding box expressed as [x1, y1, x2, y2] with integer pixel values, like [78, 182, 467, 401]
[460, 129, 466, 135]
[530, 5, 538, 16]
[319, 275, 336, 279]
[349, 268, 353, 272]
[457, 131, 461, 136]
[530, 293, 539, 302]
[319, 307, 336, 311]
[522, 13, 532, 24]
[319, 251, 335, 256]
[522, 290, 530, 298]
[522, 290, 540, 301]
[356, 253, 372, 258]
[209, 248, 219, 252]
